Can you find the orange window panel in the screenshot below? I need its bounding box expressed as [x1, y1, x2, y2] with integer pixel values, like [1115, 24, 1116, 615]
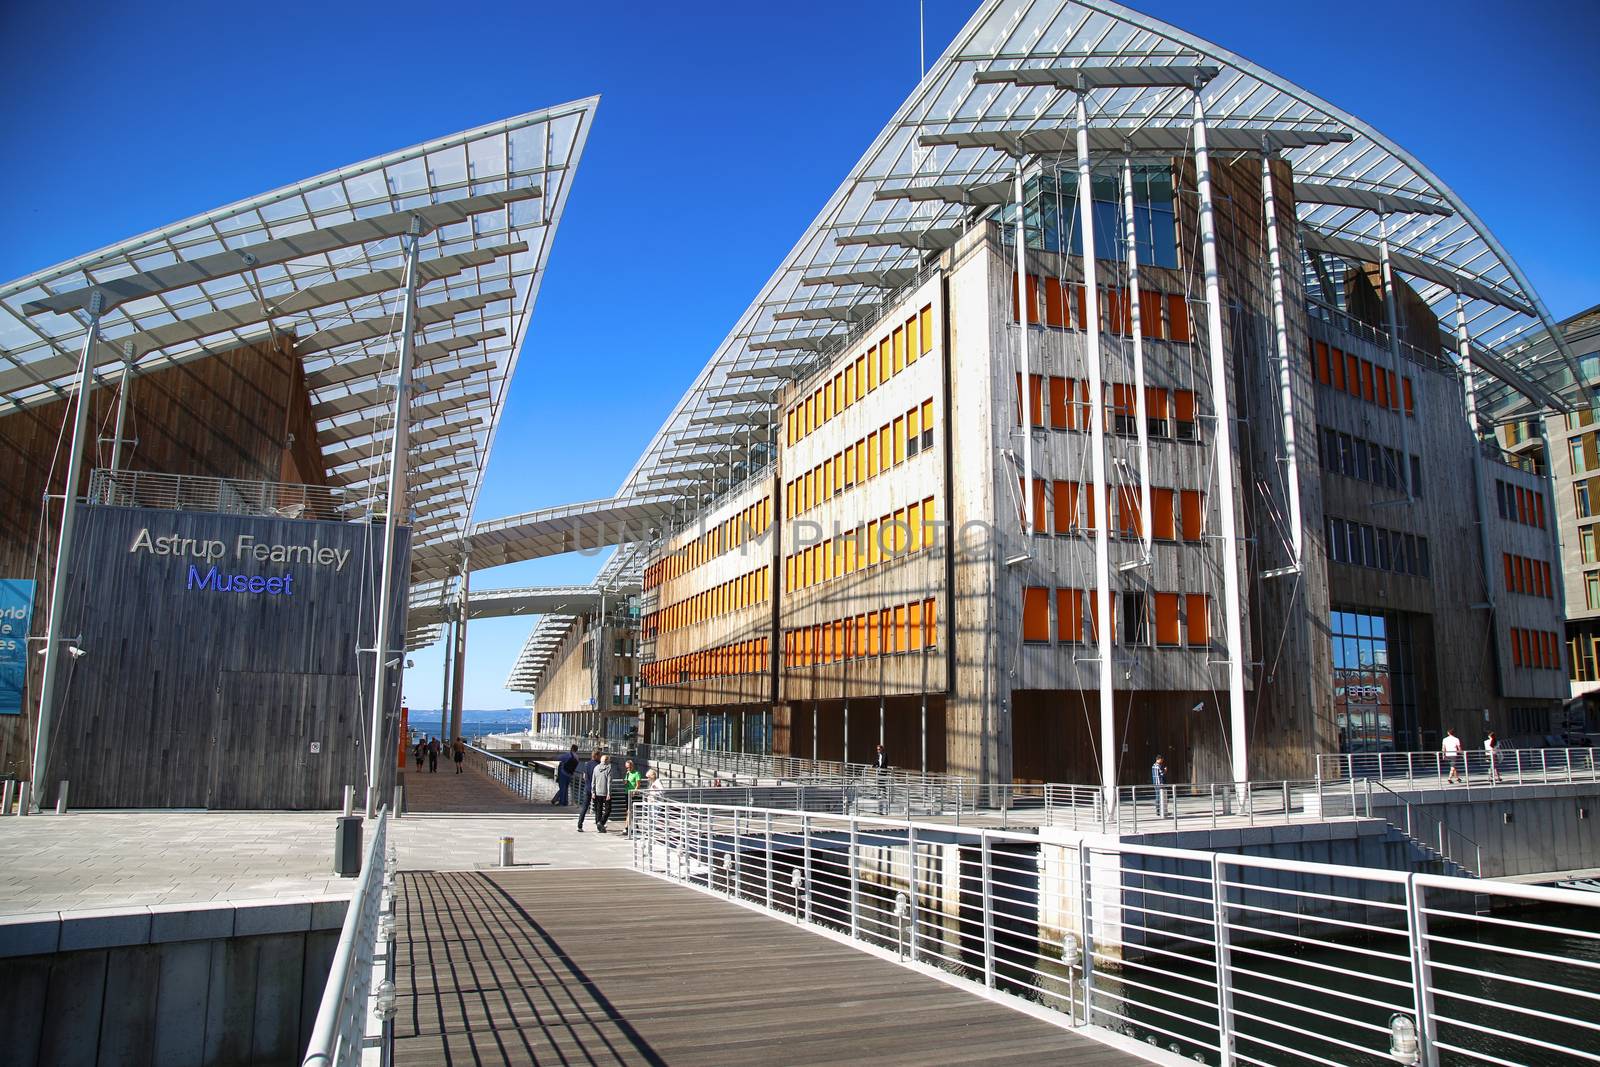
[1186, 594, 1211, 647]
[1049, 376, 1069, 429]
[1088, 593, 1114, 644]
[908, 500, 923, 552]
[922, 495, 937, 545]
[868, 344, 881, 390]
[867, 519, 881, 566]
[879, 425, 893, 470]
[907, 405, 921, 445]
[1056, 588, 1083, 643]
[843, 447, 856, 488]
[854, 439, 868, 483]
[867, 610, 881, 655]
[843, 367, 855, 407]
[1140, 290, 1165, 338]
[1315, 341, 1331, 385]
[1167, 294, 1191, 342]
[892, 326, 906, 374]
[1084, 484, 1097, 532]
[1052, 480, 1077, 534]
[866, 430, 880, 477]
[920, 305, 934, 352]
[1043, 276, 1066, 327]
[909, 601, 924, 650]
[1154, 592, 1181, 647]
[1072, 284, 1086, 329]
[1511, 628, 1521, 668]
[1345, 353, 1361, 397]
[855, 615, 867, 659]
[906, 314, 921, 364]
[1373, 365, 1388, 408]
[1118, 485, 1142, 538]
[1360, 359, 1375, 402]
[1181, 490, 1204, 542]
[1403, 377, 1415, 417]
[1032, 479, 1047, 534]
[833, 372, 844, 413]
[1152, 488, 1176, 540]
[924, 597, 938, 646]
[892, 507, 908, 555]
[1146, 387, 1169, 421]
[893, 415, 907, 465]
[1174, 389, 1196, 428]
[854, 355, 867, 398]
[894, 604, 909, 652]
[1023, 586, 1051, 642]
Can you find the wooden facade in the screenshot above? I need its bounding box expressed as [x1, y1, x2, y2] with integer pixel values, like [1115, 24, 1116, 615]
[42, 505, 408, 809]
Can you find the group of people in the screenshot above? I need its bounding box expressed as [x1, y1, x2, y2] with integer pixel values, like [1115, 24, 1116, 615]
[552, 745, 661, 833]
[412, 736, 465, 774]
[1441, 728, 1505, 783]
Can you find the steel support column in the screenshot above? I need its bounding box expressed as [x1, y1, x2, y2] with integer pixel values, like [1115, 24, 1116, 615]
[1076, 93, 1115, 805]
[438, 617, 454, 741]
[1378, 205, 1414, 499]
[1260, 145, 1304, 565]
[1121, 154, 1153, 561]
[367, 221, 423, 817]
[450, 566, 468, 745]
[108, 342, 135, 472]
[1014, 159, 1037, 533]
[29, 291, 105, 807]
[1192, 91, 1250, 789]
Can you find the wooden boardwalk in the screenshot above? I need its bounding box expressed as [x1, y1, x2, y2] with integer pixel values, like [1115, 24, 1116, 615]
[401, 760, 564, 815]
[392, 868, 1146, 1066]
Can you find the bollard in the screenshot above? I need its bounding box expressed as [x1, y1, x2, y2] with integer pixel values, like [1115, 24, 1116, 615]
[55, 780, 69, 815]
[1, 779, 12, 816]
[392, 785, 404, 819]
[333, 815, 364, 877]
[342, 785, 354, 817]
[17, 781, 31, 816]
[498, 836, 515, 867]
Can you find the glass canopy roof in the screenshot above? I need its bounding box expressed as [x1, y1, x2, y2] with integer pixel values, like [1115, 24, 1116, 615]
[0, 97, 598, 623]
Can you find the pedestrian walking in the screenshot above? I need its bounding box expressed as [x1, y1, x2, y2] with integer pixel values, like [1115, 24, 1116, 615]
[555, 744, 579, 806]
[427, 737, 440, 774]
[575, 749, 600, 831]
[453, 738, 465, 774]
[1484, 731, 1503, 783]
[1442, 728, 1462, 783]
[1152, 756, 1169, 818]
[413, 738, 425, 772]
[622, 759, 642, 835]
[591, 754, 615, 832]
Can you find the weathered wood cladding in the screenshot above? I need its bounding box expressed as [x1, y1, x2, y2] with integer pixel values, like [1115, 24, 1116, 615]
[38, 505, 408, 809]
[0, 335, 330, 779]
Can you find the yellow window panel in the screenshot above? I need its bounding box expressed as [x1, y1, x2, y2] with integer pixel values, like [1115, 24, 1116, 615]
[893, 326, 905, 374]
[907, 501, 922, 552]
[920, 305, 934, 352]
[893, 416, 906, 465]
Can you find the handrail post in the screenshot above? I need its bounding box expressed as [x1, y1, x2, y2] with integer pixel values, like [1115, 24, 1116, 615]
[1212, 855, 1236, 1066]
[1405, 875, 1440, 1066]
[907, 825, 920, 962]
[765, 811, 774, 910]
[848, 817, 861, 940]
[980, 833, 996, 989]
[802, 813, 813, 924]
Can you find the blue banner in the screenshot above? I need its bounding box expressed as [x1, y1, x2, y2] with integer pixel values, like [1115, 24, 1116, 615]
[0, 579, 34, 716]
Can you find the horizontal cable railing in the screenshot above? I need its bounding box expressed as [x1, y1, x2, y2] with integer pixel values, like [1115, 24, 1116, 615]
[87, 467, 371, 522]
[302, 808, 391, 1067]
[1316, 747, 1599, 788]
[635, 797, 1600, 1067]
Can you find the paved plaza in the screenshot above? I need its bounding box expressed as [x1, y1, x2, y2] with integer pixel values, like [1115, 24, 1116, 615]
[0, 808, 630, 915]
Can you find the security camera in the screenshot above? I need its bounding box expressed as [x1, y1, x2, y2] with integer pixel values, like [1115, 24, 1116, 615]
[67, 645, 87, 660]
[406, 658, 415, 669]
[1191, 702, 1205, 713]
[385, 656, 403, 669]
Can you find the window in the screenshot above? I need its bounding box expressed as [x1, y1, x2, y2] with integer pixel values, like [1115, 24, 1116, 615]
[1587, 575, 1599, 611]
[1152, 488, 1176, 540]
[1053, 480, 1078, 534]
[1146, 387, 1170, 438]
[1583, 527, 1596, 564]
[1578, 482, 1593, 519]
[1117, 485, 1142, 539]
[1186, 594, 1211, 647]
[1174, 390, 1196, 440]
[1049, 376, 1069, 430]
[1180, 490, 1205, 542]
[1057, 588, 1083, 643]
[1154, 593, 1181, 647]
[1110, 383, 1137, 436]
[921, 400, 935, 450]
[907, 406, 922, 457]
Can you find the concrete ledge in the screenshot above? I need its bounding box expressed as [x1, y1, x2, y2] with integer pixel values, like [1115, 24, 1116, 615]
[0, 911, 62, 957]
[0, 895, 349, 957]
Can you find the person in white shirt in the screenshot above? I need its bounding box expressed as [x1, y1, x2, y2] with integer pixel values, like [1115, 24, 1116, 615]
[1442, 729, 1463, 783]
[1484, 731, 1502, 783]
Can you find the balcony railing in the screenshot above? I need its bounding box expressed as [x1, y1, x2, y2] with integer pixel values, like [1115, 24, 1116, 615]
[87, 468, 372, 523]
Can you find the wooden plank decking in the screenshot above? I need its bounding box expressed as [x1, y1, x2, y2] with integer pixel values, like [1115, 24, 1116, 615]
[393, 868, 1146, 1066]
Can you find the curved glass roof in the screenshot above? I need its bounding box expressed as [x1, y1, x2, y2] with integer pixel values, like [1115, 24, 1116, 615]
[0, 98, 598, 617]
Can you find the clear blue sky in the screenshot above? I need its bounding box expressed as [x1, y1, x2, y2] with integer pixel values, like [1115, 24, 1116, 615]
[3, 0, 1596, 712]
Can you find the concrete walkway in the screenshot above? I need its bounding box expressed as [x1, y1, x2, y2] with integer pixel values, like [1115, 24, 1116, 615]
[0, 809, 630, 915]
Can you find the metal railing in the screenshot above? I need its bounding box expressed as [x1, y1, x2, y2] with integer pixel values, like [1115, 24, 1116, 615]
[88, 467, 369, 522]
[635, 797, 1600, 1067]
[1367, 779, 1481, 876]
[1317, 746, 1600, 788]
[465, 743, 558, 803]
[638, 742, 976, 798]
[302, 808, 391, 1067]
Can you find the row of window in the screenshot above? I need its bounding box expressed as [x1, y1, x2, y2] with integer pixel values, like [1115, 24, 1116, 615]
[784, 496, 938, 593]
[1011, 273, 1194, 343]
[1319, 426, 1421, 497]
[782, 598, 940, 669]
[1017, 477, 1207, 541]
[641, 637, 771, 687]
[1326, 517, 1432, 578]
[643, 498, 773, 592]
[785, 304, 936, 446]
[1503, 553, 1555, 600]
[641, 566, 770, 640]
[1312, 339, 1416, 417]
[1021, 586, 1212, 648]
[1509, 627, 1561, 672]
[784, 399, 935, 518]
[1013, 374, 1199, 441]
[1495, 478, 1547, 529]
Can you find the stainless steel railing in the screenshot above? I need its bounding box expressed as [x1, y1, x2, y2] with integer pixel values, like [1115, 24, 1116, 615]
[1316, 746, 1599, 788]
[635, 797, 1600, 1066]
[302, 808, 391, 1067]
[87, 467, 369, 522]
[465, 743, 558, 803]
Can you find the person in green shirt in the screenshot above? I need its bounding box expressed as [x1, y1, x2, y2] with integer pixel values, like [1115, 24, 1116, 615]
[623, 759, 643, 835]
